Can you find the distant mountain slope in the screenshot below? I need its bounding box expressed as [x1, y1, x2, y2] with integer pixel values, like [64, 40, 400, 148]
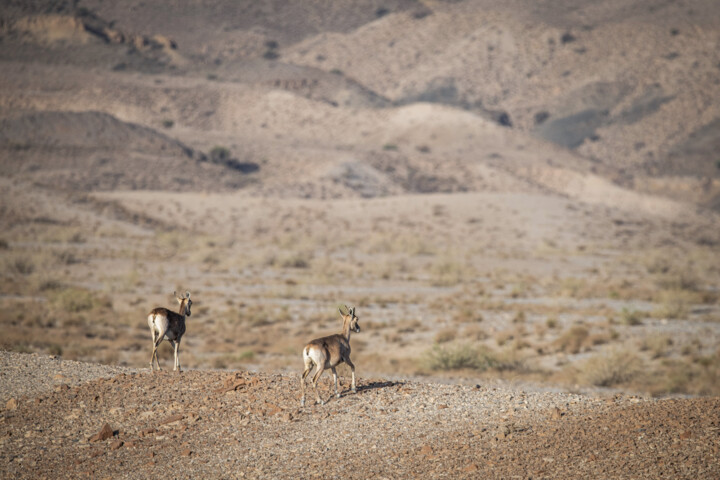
[0, 0, 718, 207]
[0, 111, 257, 191]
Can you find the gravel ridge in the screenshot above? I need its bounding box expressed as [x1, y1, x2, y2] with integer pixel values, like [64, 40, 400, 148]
[1, 351, 718, 479]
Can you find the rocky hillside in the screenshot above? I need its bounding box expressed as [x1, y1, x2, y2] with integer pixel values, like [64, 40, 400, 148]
[1, 351, 719, 479]
[1, 0, 719, 207]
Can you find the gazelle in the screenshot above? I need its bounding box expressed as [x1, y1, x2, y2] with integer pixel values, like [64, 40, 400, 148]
[148, 291, 191, 372]
[301, 305, 361, 406]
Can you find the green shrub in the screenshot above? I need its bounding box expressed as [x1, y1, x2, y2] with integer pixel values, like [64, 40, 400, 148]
[422, 343, 495, 371]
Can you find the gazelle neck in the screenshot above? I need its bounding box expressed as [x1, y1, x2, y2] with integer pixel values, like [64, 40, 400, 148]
[342, 317, 352, 341]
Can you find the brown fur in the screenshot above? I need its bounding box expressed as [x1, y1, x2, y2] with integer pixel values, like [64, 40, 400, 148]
[148, 291, 191, 372]
[300, 306, 360, 406]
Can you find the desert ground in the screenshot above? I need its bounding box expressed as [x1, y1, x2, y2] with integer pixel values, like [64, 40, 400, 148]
[1, 0, 719, 477]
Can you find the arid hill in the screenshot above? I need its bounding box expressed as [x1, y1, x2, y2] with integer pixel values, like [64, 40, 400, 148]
[1, 0, 719, 206]
[0, 2, 719, 477]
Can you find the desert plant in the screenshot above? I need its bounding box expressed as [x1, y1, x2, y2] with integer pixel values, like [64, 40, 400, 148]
[421, 343, 495, 371]
[430, 258, 466, 286]
[434, 328, 457, 343]
[640, 334, 673, 359]
[552, 325, 589, 354]
[574, 349, 644, 387]
[652, 290, 694, 319]
[620, 307, 643, 325]
[50, 287, 111, 314]
[5, 256, 36, 275]
[210, 146, 232, 163]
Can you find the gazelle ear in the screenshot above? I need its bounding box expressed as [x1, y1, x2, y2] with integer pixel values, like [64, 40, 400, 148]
[339, 307, 345, 317]
[174, 290, 179, 299]
[185, 291, 191, 299]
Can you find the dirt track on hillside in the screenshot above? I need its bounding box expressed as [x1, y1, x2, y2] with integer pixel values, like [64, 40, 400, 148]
[1, 352, 718, 479]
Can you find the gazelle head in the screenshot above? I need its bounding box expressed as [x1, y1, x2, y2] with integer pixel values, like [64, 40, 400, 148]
[341, 305, 360, 333]
[174, 291, 192, 317]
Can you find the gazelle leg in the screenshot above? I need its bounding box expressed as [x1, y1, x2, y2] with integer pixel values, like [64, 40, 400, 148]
[331, 367, 340, 398]
[153, 333, 165, 371]
[167, 340, 176, 371]
[174, 339, 181, 372]
[346, 358, 357, 393]
[311, 366, 326, 405]
[149, 329, 157, 370]
[300, 364, 313, 407]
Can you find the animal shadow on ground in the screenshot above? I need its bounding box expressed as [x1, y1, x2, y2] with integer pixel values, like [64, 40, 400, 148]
[354, 380, 400, 393]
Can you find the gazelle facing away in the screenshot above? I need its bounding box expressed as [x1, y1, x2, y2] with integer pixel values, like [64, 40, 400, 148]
[301, 305, 361, 406]
[148, 291, 192, 372]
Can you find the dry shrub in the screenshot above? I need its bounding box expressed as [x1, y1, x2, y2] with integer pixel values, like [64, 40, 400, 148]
[50, 287, 111, 314]
[620, 307, 644, 325]
[643, 352, 720, 396]
[552, 325, 589, 354]
[495, 328, 518, 347]
[639, 334, 673, 359]
[434, 328, 456, 343]
[430, 257, 466, 287]
[652, 290, 696, 319]
[462, 324, 488, 340]
[4, 255, 36, 275]
[575, 349, 644, 387]
[421, 343, 496, 371]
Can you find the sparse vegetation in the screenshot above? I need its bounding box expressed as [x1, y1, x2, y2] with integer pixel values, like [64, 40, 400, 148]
[573, 349, 644, 387]
[422, 343, 496, 371]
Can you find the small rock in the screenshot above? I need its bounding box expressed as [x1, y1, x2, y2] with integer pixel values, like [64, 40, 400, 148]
[6, 398, 18, 410]
[463, 463, 479, 472]
[551, 407, 563, 420]
[89, 423, 114, 442]
[680, 430, 692, 440]
[419, 445, 433, 455]
[109, 440, 123, 450]
[437, 404, 449, 410]
[181, 449, 192, 457]
[159, 414, 183, 425]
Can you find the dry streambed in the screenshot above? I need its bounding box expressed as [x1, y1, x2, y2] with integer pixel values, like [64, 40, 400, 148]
[1, 352, 718, 479]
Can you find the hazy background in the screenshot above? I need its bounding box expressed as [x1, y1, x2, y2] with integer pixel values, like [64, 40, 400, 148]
[1, 0, 719, 396]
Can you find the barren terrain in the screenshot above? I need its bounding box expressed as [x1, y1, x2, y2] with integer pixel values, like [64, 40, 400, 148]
[1, 351, 719, 479]
[1, 0, 719, 477]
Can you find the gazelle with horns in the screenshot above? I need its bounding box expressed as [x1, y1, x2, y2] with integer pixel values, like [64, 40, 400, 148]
[148, 291, 192, 372]
[301, 305, 361, 406]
